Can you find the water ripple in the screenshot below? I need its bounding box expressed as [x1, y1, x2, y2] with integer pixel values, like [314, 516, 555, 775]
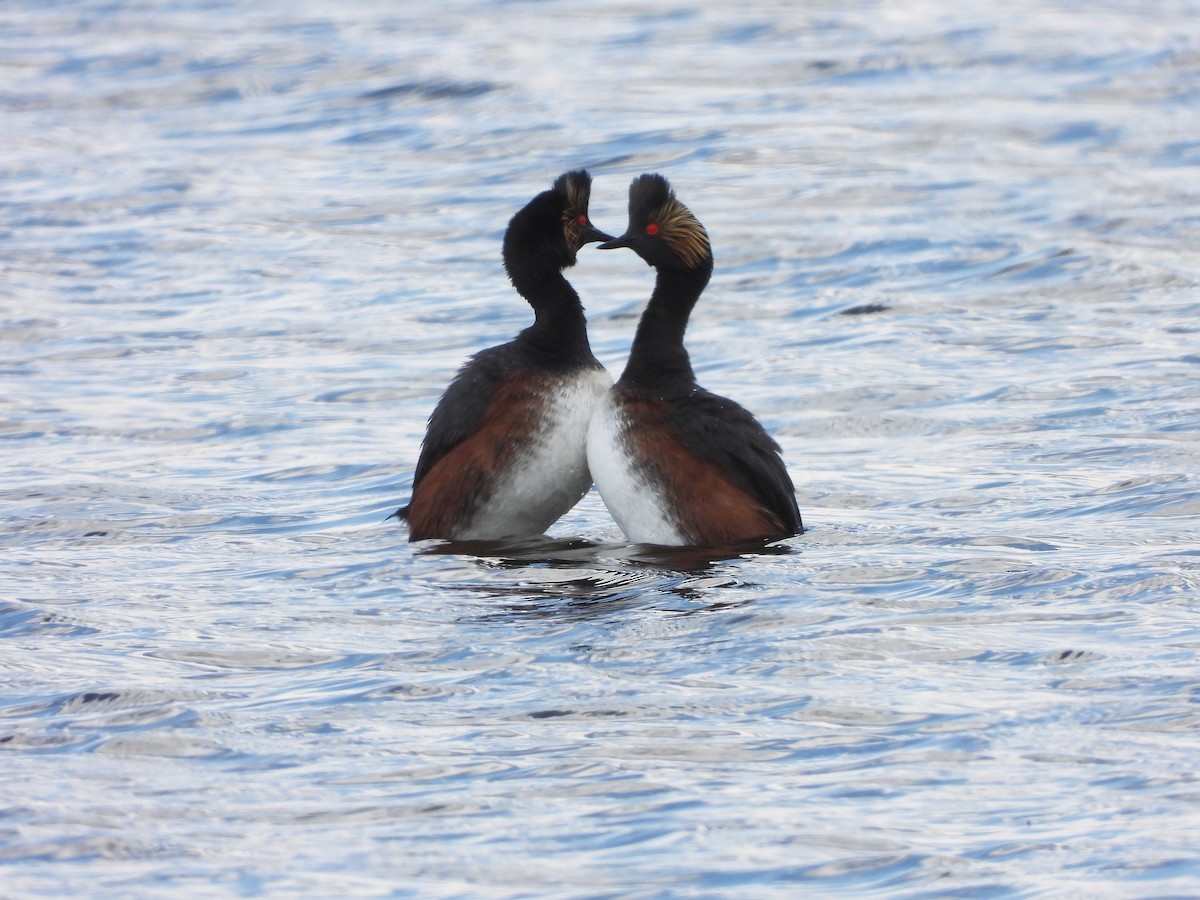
[3, 0, 1200, 895]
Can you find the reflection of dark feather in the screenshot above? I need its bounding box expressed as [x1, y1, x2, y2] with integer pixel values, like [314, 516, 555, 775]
[418, 533, 793, 576]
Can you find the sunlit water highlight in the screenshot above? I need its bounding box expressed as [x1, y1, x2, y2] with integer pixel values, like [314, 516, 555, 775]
[3, 0, 1200, 895]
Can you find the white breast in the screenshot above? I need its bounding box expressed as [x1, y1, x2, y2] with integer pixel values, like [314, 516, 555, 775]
[585, 392, 687, 546]
[458, 367, 612, 540]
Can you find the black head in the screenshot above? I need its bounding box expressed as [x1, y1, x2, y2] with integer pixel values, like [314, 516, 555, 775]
[553, 170, 612, 255]
[599, 173, 711, 271]
[503, 169, 611, 286]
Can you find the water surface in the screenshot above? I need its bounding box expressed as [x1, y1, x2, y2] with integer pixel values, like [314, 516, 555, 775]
[3, 0, 1200, 895]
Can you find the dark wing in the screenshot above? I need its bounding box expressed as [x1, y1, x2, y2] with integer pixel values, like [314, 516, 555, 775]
[667, 388, 803, 534]
[395, 342, 519, 519]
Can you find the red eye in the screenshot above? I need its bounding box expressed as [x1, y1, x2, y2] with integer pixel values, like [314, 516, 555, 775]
[646, 222, 659, 235]
[577, 214, 588, 226]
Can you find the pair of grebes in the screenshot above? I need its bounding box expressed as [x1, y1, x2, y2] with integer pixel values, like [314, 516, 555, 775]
[396, 171, 803, 547]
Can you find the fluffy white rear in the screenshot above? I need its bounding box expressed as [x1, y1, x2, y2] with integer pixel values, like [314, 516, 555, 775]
[585, 393, 687, 545]
[458, 367, 612, 539]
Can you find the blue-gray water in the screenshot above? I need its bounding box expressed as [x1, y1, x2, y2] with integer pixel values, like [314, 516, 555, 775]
[4, 0, 1200, 895]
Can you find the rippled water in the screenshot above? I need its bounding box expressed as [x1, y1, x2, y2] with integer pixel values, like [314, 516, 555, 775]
[4, 0, 1200, 895]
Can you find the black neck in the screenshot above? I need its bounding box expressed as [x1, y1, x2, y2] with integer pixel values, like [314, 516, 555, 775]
[514, 269, 593, 364]
[619, 261, 713, 391]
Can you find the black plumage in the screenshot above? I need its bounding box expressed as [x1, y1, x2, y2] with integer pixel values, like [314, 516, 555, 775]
[397, 171, 611, 540]
[589, 173, 802, 544]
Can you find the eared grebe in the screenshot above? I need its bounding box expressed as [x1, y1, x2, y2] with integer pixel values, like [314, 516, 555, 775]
[398, 170, 613, 541]
[586, 174, 803, 546]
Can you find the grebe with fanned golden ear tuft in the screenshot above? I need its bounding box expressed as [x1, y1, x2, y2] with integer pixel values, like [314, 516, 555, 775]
[586, 174, 803, 546]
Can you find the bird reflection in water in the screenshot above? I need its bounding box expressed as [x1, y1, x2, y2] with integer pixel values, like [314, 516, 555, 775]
[416, 535, 796, 615]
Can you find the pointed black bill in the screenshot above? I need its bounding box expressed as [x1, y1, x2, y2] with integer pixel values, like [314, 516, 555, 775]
[580, 222, 615, 245]
[598, 232, 636, 250]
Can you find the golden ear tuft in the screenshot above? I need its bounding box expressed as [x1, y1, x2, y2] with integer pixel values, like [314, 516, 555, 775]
[554, 170, 593, 252]
[654, 198, 710, 269]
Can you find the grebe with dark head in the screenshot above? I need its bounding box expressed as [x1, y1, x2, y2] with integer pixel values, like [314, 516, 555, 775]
[586, 174, 803, 546]
[398, 170, 613, 541]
